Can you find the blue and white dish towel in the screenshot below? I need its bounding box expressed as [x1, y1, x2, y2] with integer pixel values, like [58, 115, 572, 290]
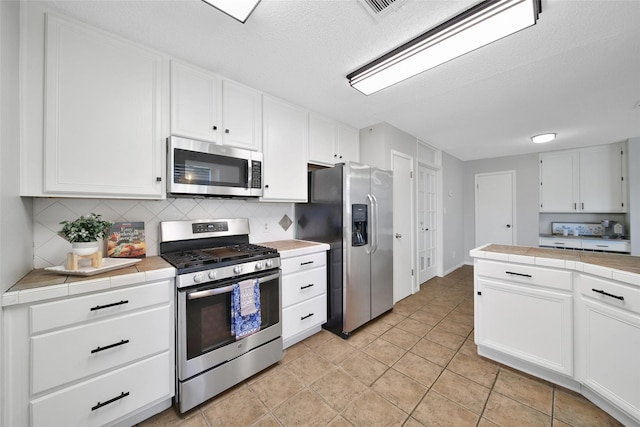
[231, 279, 261, 339]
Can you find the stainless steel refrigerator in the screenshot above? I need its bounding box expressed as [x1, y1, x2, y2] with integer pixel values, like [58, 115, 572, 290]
[295, 162, 393, 337]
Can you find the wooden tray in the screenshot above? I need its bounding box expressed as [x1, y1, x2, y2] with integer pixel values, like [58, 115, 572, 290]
[45, 258, 141, 276]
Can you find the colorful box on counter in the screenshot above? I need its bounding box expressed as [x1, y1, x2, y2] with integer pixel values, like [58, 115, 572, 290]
[107, 222, 146, 258]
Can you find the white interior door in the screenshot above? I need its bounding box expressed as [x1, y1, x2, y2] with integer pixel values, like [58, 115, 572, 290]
[475, 171, 515, 247]
[392, 151, 414, 303]
[417, 165, 437, 284]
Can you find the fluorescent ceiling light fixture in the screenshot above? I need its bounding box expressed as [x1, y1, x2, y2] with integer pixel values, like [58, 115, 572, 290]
[201, 0, 261, 23]
[347, 0, 541, 95]
[531, 133, 556, 143]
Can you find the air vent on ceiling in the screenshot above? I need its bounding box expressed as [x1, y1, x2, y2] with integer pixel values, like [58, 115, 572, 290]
[359, 0, 408, 21]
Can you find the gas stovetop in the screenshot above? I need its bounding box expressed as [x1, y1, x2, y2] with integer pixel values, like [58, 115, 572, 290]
[162, 243, 279, 272]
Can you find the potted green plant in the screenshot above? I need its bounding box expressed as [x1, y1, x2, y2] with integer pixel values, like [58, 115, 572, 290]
[58, 213, 113, 255]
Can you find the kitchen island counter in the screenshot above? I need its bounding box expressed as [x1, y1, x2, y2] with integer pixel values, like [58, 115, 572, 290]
[2, 256, 175, 306]
[471, 244, 640, 284]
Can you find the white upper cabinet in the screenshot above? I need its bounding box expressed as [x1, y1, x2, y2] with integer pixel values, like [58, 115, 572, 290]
[539, 142, 626, 212]
[43, 14, 164, 198]
[262, 96, 308, 202]
[170, 61, 261, 151]
[308, 113, 359, 166]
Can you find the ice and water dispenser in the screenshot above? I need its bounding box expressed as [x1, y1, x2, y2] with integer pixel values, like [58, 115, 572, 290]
[352, 204, 368, 246]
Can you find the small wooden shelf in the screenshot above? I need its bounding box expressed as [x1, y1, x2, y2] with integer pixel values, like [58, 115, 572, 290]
[65, 251, 103, 271]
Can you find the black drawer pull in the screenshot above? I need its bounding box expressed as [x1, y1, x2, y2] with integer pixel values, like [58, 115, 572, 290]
[301, 313, 314, 320]
[90, 300, 129, 311]
[505, 271, 532, 278]
[596, 245, 609, 248]
[591, 288, 624, 301]
[91, 339, 130, 354]
[300, 284, 314, 290]
[300, 261, 314, 266]
[91, 391, 130, 411]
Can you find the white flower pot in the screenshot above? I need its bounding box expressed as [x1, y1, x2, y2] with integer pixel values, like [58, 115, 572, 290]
[71, 241, 100, 256]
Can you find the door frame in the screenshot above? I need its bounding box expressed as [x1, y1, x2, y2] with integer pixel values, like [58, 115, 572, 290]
[391, 150, 416, 297]
[474, 170, 516, 247]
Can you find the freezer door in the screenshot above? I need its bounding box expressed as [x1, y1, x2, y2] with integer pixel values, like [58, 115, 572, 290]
[343, 162, 372, 333]
[370, 168, 393, 319]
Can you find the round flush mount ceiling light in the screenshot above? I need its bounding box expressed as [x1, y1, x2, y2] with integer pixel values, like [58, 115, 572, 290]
[531, 133, 557, 144]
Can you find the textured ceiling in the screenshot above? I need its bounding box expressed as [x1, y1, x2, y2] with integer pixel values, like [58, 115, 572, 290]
[41, 0, 640, 161]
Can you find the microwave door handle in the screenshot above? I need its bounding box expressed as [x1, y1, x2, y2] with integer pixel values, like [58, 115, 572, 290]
[187, 284, 235, 300]
[247, 159, 252, 189]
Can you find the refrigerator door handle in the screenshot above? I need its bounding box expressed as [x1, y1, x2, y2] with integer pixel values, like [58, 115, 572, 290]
[366, 194, 375, 254]
[369, 193, 379, 254]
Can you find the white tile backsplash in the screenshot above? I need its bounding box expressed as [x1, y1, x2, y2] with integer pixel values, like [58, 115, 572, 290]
[33, 198, 296, 268]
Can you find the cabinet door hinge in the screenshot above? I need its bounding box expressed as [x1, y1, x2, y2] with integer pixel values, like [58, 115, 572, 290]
[411, 269, 414, 276]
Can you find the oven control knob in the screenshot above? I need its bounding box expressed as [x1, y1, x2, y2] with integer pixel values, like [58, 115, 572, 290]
[208, 271, 217, 280]
[193, 273, 203, 283]
[233, 265, 243, 275]
[255, 261, 263, 271]
[265, 259, 274, 268]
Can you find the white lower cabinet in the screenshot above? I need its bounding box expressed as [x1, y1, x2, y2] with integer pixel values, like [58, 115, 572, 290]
[475, 276, 573, 376]
[280, 250, 328, 348]
[576, 274, 640, 422]
[3, 279, 175, 427]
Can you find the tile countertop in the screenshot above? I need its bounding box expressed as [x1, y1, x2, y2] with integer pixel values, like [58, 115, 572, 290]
[539, 234, 630, 242]
[260, 239, 330, 258]
[2, 256, 175, 307]
[470, 244, 640, 286]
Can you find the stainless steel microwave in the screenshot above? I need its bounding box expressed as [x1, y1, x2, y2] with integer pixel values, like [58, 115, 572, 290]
[167, 136, 263, 198]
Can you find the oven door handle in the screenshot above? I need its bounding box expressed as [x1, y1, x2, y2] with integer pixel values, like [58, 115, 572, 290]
[186, 272, 281, 301]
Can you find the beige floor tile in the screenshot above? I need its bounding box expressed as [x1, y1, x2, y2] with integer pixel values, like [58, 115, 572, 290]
[392, 299, 424, 317]
[412, 390, 480, 427]
[447, 351, 500, 388]
[272, 389, 337, 427]
[377, 309, 406, 326]
[403, 417, 426, 427]
[483, 391, 551, 427]
[312, 335, 356, 363]
[201, 387, 269, 427]
[371, 368, 428, 413]
[281, 341, 310, 364]
[326, 415, 355, 427]
[425, 327, 466, 351]
[433, 317, 474, 338]
[409, 308, 446, 326]
[138, 407, 206, 427]
[250, 413, 281, 427]
[310, 367, 366, 412]
[492, 368, 553, 415]
[395, 317, 433, 337]
[302, 329, 335, 349]
[393, 351, 443, 388]
[344, 329, 377, 348]
[338, 350, 388, 386]
[410, 337, 456, 367]
[478, 418, 500, 426]
[432, 369, 491, 414]
[341, 389, 408, 427]
[554, 387, 624, 427]
[247, 365, 304, 409]
[359, 318, 393, 336]
[362, 336, 406, 366]
[458, 338, 479, 357]
[380, 326, 421, 350]
[286, 351, 334, 385]
[444, 310, 474, 326]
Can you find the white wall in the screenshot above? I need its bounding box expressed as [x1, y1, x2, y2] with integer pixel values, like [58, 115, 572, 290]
[1, 2, 34, 425]
[628, 137, 640, 255]
[462, 152, 540, 263]
[442, 152, 465, 274]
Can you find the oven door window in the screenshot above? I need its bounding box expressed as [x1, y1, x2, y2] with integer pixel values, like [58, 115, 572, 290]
[183, 272, 280, 361]
[174, 148, 248, 188]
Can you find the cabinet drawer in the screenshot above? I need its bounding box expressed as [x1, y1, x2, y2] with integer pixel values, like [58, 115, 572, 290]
[581, 240, 630, 253]
[31, 352, 172, 427]
[31, 280, 170, 333]
[32, 306, 171, 394]
[282, 294, 327, 340]
[281, 252, 326, 274]
[539, 237, 582, 249]
[282, 268, 326, 308]
[578, 274, 640, 315]
[476, 260, 572, 291]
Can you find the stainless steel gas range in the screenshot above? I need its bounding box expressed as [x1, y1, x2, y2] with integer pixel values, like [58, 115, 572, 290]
[159, 219, 283, 413]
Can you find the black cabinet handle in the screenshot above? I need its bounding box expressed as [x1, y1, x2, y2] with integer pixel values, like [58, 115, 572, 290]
[91, 339, 130, 354]
[300, 261, 314, 266]
[505, 271, 532, 278]
[156, 177, 162, 182]
[91, 392, 130, 411]
[90, 300, 129, 311]
[213, 125, 217, 130]
[591, 288, 624, 301]
[301, 313, 314, 320]
[300, 284, 314, 290]
[225, 129, 230, 134]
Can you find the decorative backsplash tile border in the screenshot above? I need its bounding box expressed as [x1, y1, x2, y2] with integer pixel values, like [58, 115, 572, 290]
[33, 198, 295, 268]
